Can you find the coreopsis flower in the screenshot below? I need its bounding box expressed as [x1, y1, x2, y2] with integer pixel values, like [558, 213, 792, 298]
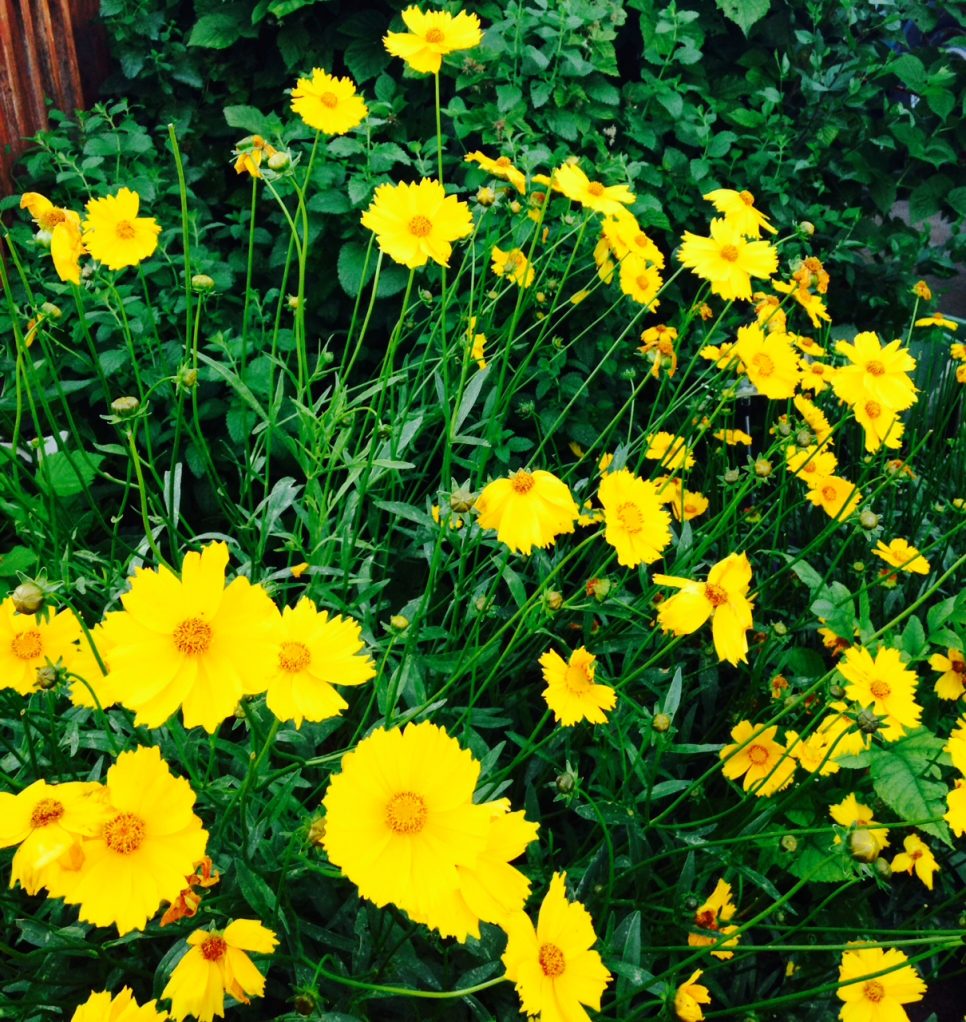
[470, 330, 487, 369]
[852, 398, 905, 453]
[539, 646, 616, 726]
[502, 873, 611, 1022]
[654, 553, 755, 666]
[719, 720, 796, 796]
[799, 358, 833, 393]
[806, 475, 862, 522]
[464, 151, 526, 194]
[752, 292, 786, 332]
[832, 332, 918, 412]
[829, 794, 890, 859]
[65, 623, 115, 709]
[786, 444, 838, 485]
[383, 6, 483, 74]
[0, 597, 82, 696]
[688, 878, 740, 959]
[945, 779, 966, 836]
[71, 988, 167, 1022]
[713, 428, 752, 445]
[794, 394, 833, 445]
[264, 598, 375, 728]
[912, 280, 932, 300]
[0, 779, 110, 895]
[601, 210, 665, 266]
[645, 431, 695, 471]
[232, 135, 277, 178]
[794, 334, 827, 356]
[598, 453, 614, 474]
[890, 834, 938, 889]
[619, 255, 663, 309]
[950, 342, 966, 361]
[703, 188, 776, 237]
[593, 232, 618, 283]
[100, 542, 277, 732]
[20, 192, 85, 283]
[82, 188, 161, 270]
[700, 342, 739, 369]
[162, 919, 278, 1022]
[360, 179, 473, 269]
[873, 539, 929, 575]
[491, 245, 535, 288]
[655, 477, 708, 521]
[785, 729, 840, 776]
[552, 162, 635, 217]
[291, 69, 367, 134]
[598, 469, 672, 568]
[836, 947, 926, 1022]
[475, 468, 579, 555]
[915, 312, 958, 330]
[60, 746, 208, 934]
[773, 279, 831, 328]
[814, 702, 870, 758]
[837, 646, 921, 741]
[930, 648, 965, 699]
[677, 218, 778, 301]
[733, 323, 801, 399]
[675, 969, 712, 1021]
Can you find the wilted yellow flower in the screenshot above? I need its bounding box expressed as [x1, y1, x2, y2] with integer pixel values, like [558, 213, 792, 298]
[232, 135, 277, 178]
[465, 151, 526, 194]
[912, 280, 932, 300]
[384, 6, 483, 74]
[82, 188, 160, 270]
[20, 192, 85, 283]
[675, 970, 712, 1021]
[703, 188, 776, 237]
[475, 468, 579, 555]
[291, 69, 367, 134]
[890, 834, 938, 889]
[677, 218, 778, 301]
[688, 878, 740, 958]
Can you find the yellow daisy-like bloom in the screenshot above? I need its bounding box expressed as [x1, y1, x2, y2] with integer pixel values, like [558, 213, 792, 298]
[719, 720, 796, 796]
[502, 872, 612, 1022]
[794, 394, 834, 445]
[601, 209, 666, 267]
[383, 6, 483, 74]
[915, 312, 958, 330]
[675, 969, 712, 1021]
[360, 179, 473, 269]
[873, 538, 929, 575]
[832, 332, 918, 412]
[688, 878, 740, 959]
[20, 192, 86, 284]
[71, 988, 167, 1022]
[100, 541, 277, 733]
[946, 779, 966, 837]
[734, 323, 801, 399]
[552, 162, 636, 217]
[619, 254, 663, 309]
[703, 188, 777, 237]
[806, 475, 862, 522]
[491, 245, 535, 288]
[829, 793, 890, 859]
[784, 729, 840, 776]
[60, 746, 208, 934]
[814, 701, 870, 759]
[950, 342, 966, 361]
[890, 834, 938, 889]
[475, 468, 579, 555]
[645, 431, 695, 471]
[793, 334, 827, 356]
[700, 342, 740, 369]
[655, 476, 709, 522]
[714, 428, 753, 445]
[837, 645, 921, 741]
[836, 947, 926, 1022]
[291, 69, 367, 134]
[943, 717, 966, 773]
[161, 919, 278, 1022]
[677, 218, 778, 301]
[913, 280, 932, 300]
[654, 553, 755, 666]
[265, 598, 375, 728]
[786, 444, 838, 485]
[930, 648, 965, 699]
[465, 151, 526, 194]
[799, 358, 833, 393]
[82, 188, 161, 271]
[0, 597, 82, 696]
[539, 646, 616, 726]
[773, 279, 831, 329]
[0, 779, 110, 896]
[853, 398, 904, 453]
[470, 330, 487, 370]
[598, 469, 672, 568]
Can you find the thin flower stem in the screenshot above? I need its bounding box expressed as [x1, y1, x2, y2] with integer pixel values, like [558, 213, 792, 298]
[310, 958, 506, 1000]
[167, 124, 194, 358]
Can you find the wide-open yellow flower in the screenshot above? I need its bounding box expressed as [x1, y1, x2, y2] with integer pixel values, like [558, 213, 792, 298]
[703, 188, 776, 237]
[786, 444, 838, 484]
[619, 254, 663, 309]
[930, 648, 965, 700]
[0, 597, 82, 696]
[785, 729, 841, 776]
[890, 834, 938, 889]
[384, 6, 483, 74]
[475, 468, 579, 555]
[829, 793, 890, 859]
[71, 988, 167, 1022]
[601, 209, 665, 267]
[734, 323, 800, 399]
[806, 475, 862, 522]
[654, 552, 755, 665]
[598, 469, 672, 568]
[291, 69, 367, 134]
[465, 151, 526, 194]
[675, 969, 712, 1021]
[873, 538, 929, 575]
[82, 188, 161, 270]
[720, 720, 796, 796]
[837, 646, 921, 741]
[688, 878, 739, 958]
[678, 218, 778, 301]
[20, 192, 85, 283]
[552, 162, 635, 217]
[836, 947, 925, 1022]
[832, 332, 918, 412]
[539, 646, 616, 726]
[853, 398, 904, 452]
[361, 179, 473, 269]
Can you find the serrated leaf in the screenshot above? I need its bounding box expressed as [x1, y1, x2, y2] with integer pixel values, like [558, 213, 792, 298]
[869, 734, 952, 847]
[715, 0, 770, 35]
[188, 13, 243, 49]
[344, 37, 390, 83]
[224, 105, 269, 135]
[785, 834, 854, 882]
[36, 450, 102, 498]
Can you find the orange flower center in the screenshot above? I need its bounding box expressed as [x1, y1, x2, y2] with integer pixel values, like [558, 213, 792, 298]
[115, 220, 137, 240]
[821, 485, 837, 502]
[11, 629, 43, 660]
[39, 209, 67, 231]
[496, 156, 511, 167]
[953, 659, 965, 674]
[704, 583, 728, 607]
[424, 27, 445, 43]
[615, 501, 643, 534]
[865, 360, 885, 376]
[870, 680, 891, 699]
[740, 190, 755, 205]
[104, 811, 146, 854]
[30, 797, 65, 828]
[408, 215, 432, 237]
[862, 980, 885, 1003]
[910, 848, 922, 860]
[319, 92, 339, 108]
[385, 791, 427, 835]
[511, 470, 535, 494]
[864, 400, 881, 419]
[751, 352, 775, 376]
[279, 641, 311, 673]
[636, 275, 651, 292]
[720, 244, 740, 262]
[747, 744, 769, 765]
[538, 942, 566, 977]
[173, 617, 212, 655]
[695, 908, 717, 930]
[586, 182, 605, 197]
[564, 663, 593, 694]
[201, 935, 228, 961]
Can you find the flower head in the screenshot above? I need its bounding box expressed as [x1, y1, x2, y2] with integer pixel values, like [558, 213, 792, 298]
[71, 988, 167, 1022]
[720, 720, 796, 796]
[0, 597, 82, 696]
[890, 834, 938, 889]
[675, 970, 712, 1021]
[291, 69, 367, 134]
[837, 646, 921, 741]
[872, 539, 929, 575]
[688, 878, 739, 958]
[619, 255, 663, 309]
[930, 648, 965, 700]
[836, 947, 925, 1022]
[232, 135, 277, 178]
[830, 794, 890, 858]
[832, 332, 918, 413]
[491, 245, 535, 288]
[552, 163, 635, 217]
[946, 779, 966, 836]
[475, 468, 579, 555]
[384, 6, 483, 74]
[20, 192, 85, 283]
[734, 323, 801, 399]
[598, 469, 672, 568]
[645, 431, 695, 471]
[703, 188, 777, 237]
[539, 646, 616, 726]
[82, 188, 161, 270]
[806, 476, 862, 522]
[678, 218, 778, 301]
[465, 151, 526, 194]
[915, 312, 958, 330]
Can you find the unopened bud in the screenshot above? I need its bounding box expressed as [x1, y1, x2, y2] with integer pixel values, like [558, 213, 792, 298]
[389, 614, 409, 633]
[773, 621, 788, 636]
[110, 395, 140, 417]
[829, 683, 845, 699]
[476, 186, 496, 206]
[780, 834, 798, 852]
[12, 581, 45, 615]
[178, 366, 199, 389]
[874, 856, 891, 877]
[776, 420, 792, 436]
[287, 294, 301, 311]
[293, 994, 317, 1017]
[267, 151, 290, 171]
[848, 829, 878, 862]
[40, 302, 62, 319]
[34, 230, 52, 249]
[652, 713, 671, 733]
[798, 220, 815, 236]
[754, 458, 773, 478]
[859, 510, 879, 530]
[306, 818, 326, 847]
[723, 468, 741, 484]
[191, 273, 216, 294]
[555, 772, 575, 794]
[449, 487, 476, 514]
[856, 708, 882, 734]
[544, 589, 564, 612]
[35, 665, 58, 690]
[795, 429, 813, 447]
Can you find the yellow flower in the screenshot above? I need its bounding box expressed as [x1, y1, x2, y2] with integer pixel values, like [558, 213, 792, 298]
[806, 475, 862, 522]
[99, 541, 278, 733]
[469, 330, 487, 369]
[290, 561, 309, 578]
[950, 342, 966, 361]
[60, 746, 208, 934]
[20, 192, 86, 283]
[502, 872, 611, 1022]
[814, 702, 870, 758]
[639, 325, 678, 377]
[265, 598, 375, 728]
[944, 717, 966, 772]
[794, 394, 833, 445]
[677, 218, 778, 301]
[71, 988, 167, 1022]
[688, 878, 740, 958]
[601, 210, 665, 266]
[0, 597, 82, 696]
[890, 834, 938, 889]
[361, 179, 473, 269]
[384, 6, 483, 74]
[619, 254, 663, 309]
[831, 332, 918, 413]
[700, 342, 739, 369]
[645, 431, 695, 471]
[675, 969, 712, 1021]
[719, 720, 796, 796]
[837, 646, 921, 741]
[231, 135, 277, 178]
[873, 538, 929, 575]
[598, 469, 672, 568]
[491, 245, 535, 288]
[734, 324, 801, 399]
[539, 646, 616, 726]
[773, 279, 831, 328]
[836, 947, 925, 1022]
[799, 358, 833, 393]
[552, 162, 635, 217]
[291, 69, 367, 134]
[912, 280, 932, 300]
[853, 398, 905, 453]
[714, 428, 752, 445]
[475, 468, 579, 555]
[784, 729, 840, 776]
[82, 188, 161, 270]
[162, 919, 278, 1022]
[786, 444, 838, 484]
[945, 779, 966, 836]
[654, 553, 755, 666]
[930, 648, 965, 700]
[703, 188, 776, 237]
[914, 312, 958, 330]
[656, 477, 709, 522]
[829, 794, 890, 859]
[464, 151, 526, 194]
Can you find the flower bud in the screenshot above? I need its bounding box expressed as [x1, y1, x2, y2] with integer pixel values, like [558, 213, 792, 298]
[874, 856, 891, 877]
[723, 467, 741, 484]
[449, 487, 476, 514]
[476, 186, 496, 206]
[754, 458, 773, 478]
[389, 614, 409, 633]
[828, 683, 845, 699]
[40, 302, 62, 319]
[585, 577, 611, 601]
[780, 834, 798, 852]
[848, 829, 878, 861]
[773, 621, 788, 636]
[287, 294, 301, 311]
[856, 708, 882, 734]
[652, 712, 671, 733]
[859, 510, 879, 530]
[12, 581, 45, 615]
[35, 665, 59, 690]
[798, 220, 815, 236]
[795, 429, 813, 447]
[191, 273, 216, 294]
[544, 589, 564, 612]
[34, 230, 52, 249]
[177, 366, 199, 389]
[267, 151, 290, 171]
[555, 772, 575, 794]
[110, 395, 140, 417]
[306, 818, 327, 847]
[293, 994, 317, 1017]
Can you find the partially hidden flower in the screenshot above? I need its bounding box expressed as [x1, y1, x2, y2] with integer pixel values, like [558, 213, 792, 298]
[703, 188, 776, 237]
[836, 946, 925, 1022]
[465, 151, 526, 194]
[872, 538, 929, 575]
[20, 192, 85, 283]
[491, 245, 535, 288]
[384, 6, 483, 74]
[71, 988, 167, 1022]
[675, 970, 712, 1021]
[0, 596, 82, 696]
[806, 475, 862, 522]
[475, 468, 579, 555]
[829, 793, 890, 859]
[890, 834, 938, 890]
[930, 648, 965, 700]
[688, 878, 740, 959]
[539, 646, 616, 726]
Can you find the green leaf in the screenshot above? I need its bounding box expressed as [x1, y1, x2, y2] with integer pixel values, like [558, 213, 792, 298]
[785, 834, 853, 883]
[900, 615, 926, 659]
[909, 175, 954, 223]
[0, 546, 37, 578]
[714, 0, 770, 36]
[497, 84, 523, 113]
[344, 37, 390, 83]
[945, 187, 966, 218]
[336, 242, 408, 299]
[188, 13, 243, 49]
[869, 732, 952, 847]
[887, 54, 927, 93]
[223, 105, 269, 136]
[36, 450, 103, 498]
[234, 860, 278, 917]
